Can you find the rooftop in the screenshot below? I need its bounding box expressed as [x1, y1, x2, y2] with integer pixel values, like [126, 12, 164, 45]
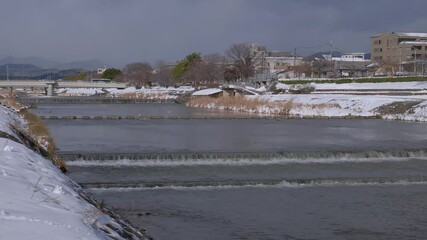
[394, 32, 427, 38]
[399, 41, 427, 45]
[371, 32, 427, 38]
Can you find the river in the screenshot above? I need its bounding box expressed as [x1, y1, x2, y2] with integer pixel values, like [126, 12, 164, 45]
[31, 103, 427, 240]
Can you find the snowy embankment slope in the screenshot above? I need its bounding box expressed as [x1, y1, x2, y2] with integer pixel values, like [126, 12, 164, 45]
[0, 106, 146, 240]
[251, 94, 427, 121]
[312, 81, 427, 90]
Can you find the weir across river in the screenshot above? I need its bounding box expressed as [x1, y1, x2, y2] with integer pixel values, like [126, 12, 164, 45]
[39, 115, 381, 120]
[17, 97, 175, 104]
[57, 149, 427, 162]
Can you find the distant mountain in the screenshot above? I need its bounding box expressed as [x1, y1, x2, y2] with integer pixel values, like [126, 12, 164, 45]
[33, 69, 88, 80]
[0, 56, 62, 69]
[0, 64, 44, 79]
[0, 63, 86, 80]
[55, 59, 106, 71]
[0, 56, 106, 71]
[0, 64, 42, 72]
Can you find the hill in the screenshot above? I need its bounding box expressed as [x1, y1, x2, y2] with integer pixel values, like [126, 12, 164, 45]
[0, 56, 61, 69]
[0, 64, 86, 80]
[0, 56, 106, 71]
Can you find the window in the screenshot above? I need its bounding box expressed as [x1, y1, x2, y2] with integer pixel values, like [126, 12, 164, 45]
[374, 48, 383, 53]
[398, 38, 417, 43]
[373, 40, 382, 45]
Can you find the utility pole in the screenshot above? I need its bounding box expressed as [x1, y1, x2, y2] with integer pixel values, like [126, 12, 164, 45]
[414, 48, 417, 75]
[399, 47, 402, 72]
[422, 58, 425, 77]
[293, 47, 297, 68]
[6, 64, 9, 80]
[329, 41, 336, 76]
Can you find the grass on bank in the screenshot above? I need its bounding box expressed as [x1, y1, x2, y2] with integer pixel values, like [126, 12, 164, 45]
[21, 110, 67, 172]
[281, 76, 427, 85]
[1, 98, 67, 172]
[187, 96, 342, 116]
[187, 96, 293, 115]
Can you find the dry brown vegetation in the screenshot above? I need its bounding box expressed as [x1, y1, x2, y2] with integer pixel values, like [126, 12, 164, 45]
[1, 97, 25, 111]
[188, 96, 342, 116]
[187, 96, 293, 115]
[1, 98, 67, 172]
[0, 89, 20, 98]
[22, 110, 67, 172]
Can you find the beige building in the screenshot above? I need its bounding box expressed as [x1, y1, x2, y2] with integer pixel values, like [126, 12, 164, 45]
[249, 43, 302, 73]
[371, 32, 427, 72]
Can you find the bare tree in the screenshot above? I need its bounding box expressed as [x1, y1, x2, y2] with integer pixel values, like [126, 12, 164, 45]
[152, 60, 174, 87]
[181, 53, 228, 84]
[119, 62, 153, 87]
[294, 61, 312, 78]
[226, 43, 254, 80]
[203, 53, 228, 64]
[310, 59, 333, 78]
[184, 61, 223, 84]
[226, 43, 251, 62]
[379, 60, 399, 76]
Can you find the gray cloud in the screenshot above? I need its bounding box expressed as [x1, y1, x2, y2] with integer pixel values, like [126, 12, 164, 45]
[1, 0, 426, 67]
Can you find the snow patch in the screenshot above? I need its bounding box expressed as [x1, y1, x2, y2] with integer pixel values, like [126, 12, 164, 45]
[192, 88, 222, 96]
[3, 145, 13, 152]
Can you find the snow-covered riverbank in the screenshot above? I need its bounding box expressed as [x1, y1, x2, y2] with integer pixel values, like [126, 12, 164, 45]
[55, 86, 194, 99]
[0, 105, 147, 240]
[187, 81, 427, 121]
[254, 94, 427, 121]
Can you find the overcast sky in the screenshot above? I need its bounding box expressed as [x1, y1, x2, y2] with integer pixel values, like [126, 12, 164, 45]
[1, 0, 426, 67]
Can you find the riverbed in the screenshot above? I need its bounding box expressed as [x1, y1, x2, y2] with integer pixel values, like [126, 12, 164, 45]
[32, 103, 427, 240]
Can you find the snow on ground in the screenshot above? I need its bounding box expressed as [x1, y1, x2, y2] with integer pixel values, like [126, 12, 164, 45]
[276, 81, 427, 90]
[384, 101, 427, 122]
[192, 88, 222, 96]
[313, 81, 427, 90]
[55, 86, 195, 98]
[249, 94, 427, 121]
[108, 86, 195, 99]
[56, 88, 105, 96]
[0, 105, 23, 137]
[0, 105, 145, 240]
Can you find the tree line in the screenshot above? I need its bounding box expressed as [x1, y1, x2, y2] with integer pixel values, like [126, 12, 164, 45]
[99, 43, 256, 87]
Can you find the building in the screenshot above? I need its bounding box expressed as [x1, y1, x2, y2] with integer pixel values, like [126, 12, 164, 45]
[265, 51, 303, 71]
[371, 32, 427, 73]
[332, 53, 371, 77]
[249, 43, 268, 73]
[249, 43, 303, 73]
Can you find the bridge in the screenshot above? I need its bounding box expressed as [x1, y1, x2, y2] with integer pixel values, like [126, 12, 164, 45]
[0, 80, 127, 96]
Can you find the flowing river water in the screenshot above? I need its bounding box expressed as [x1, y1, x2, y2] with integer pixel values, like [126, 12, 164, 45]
[31, 103, 427, 240]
